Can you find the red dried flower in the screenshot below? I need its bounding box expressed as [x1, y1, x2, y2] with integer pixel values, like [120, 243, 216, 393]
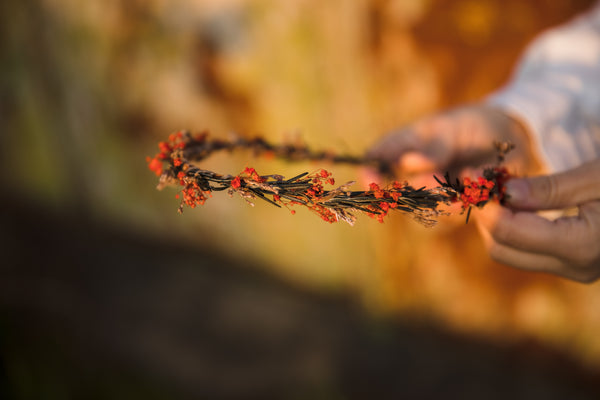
[158, 141, 172, 155]
[148, 157, 163, 176]
[231, 176, 242, 189]
[242, 167, 265, 183]
[458, 175, 495, 209]
[392, 181, 404, 190]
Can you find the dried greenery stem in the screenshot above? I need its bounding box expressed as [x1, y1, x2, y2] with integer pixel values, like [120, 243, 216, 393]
[147, 131, 511, 226]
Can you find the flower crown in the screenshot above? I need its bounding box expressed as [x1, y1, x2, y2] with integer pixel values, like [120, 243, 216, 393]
[147, 131, 511, 226]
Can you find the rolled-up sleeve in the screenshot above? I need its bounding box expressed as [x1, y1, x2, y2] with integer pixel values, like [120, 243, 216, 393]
[487, 2, 600, 172]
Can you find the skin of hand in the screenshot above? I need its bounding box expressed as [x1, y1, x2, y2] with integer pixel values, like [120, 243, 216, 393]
[367, 104, 600, 282]
[476, 159, 600, 283]
[366, 104, 539, 176]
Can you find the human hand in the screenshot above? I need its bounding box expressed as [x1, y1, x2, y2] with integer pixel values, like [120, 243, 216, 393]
[366, 105, 538, 176]
[476, 159, 600, 283]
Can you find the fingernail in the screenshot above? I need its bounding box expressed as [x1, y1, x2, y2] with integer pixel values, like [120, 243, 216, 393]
[504, 179, 529, 206]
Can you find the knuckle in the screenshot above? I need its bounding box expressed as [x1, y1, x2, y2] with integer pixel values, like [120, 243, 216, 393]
[574, 248, 597, 268]
[565, 241, 600, 283]
[487, 241, 505, 263]
[572, 269, 600, 284]
[570, 234, 600, 268]
[557, 221, 600, 283]
[489, 220, 511, 246]
[535, 175, 561, 205]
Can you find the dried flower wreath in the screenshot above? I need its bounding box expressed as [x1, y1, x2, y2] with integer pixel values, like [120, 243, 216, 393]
[147, 131, 512, 226]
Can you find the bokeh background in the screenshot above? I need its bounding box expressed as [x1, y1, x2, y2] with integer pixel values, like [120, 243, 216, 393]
[2, 0, 600, 398]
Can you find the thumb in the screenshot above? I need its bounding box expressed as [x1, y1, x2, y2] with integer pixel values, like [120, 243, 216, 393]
[505, 159, 600, 210]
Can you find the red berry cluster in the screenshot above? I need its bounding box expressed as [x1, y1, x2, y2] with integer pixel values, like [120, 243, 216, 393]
[230, 167, 266, 189]
[363, 182, 405, 223]
[145, 131, 189, 176]
[176, 180, 210, 210]
[146, 131, 214, 212]
[459, 176, 495, 209]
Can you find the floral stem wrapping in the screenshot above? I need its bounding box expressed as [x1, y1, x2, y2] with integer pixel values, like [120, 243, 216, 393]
[146, 131, 512, 226]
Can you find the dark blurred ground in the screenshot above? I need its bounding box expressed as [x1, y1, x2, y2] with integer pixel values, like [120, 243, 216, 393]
[2, 0, 600, 398]
[1, 198, 600, 399]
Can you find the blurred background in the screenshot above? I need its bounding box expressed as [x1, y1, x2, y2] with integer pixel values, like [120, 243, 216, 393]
[1, 0, 600, 398]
